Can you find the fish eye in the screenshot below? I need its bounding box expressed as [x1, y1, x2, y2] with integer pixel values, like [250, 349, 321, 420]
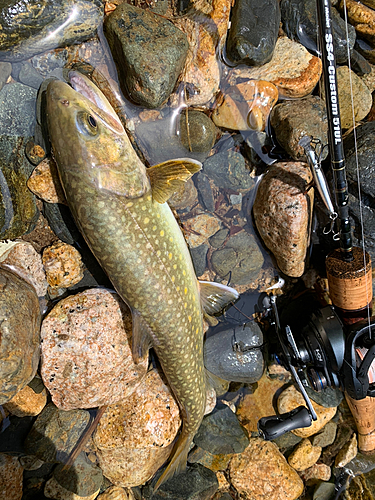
[76, 112, 99, 137]
[87, 115, 97, 128]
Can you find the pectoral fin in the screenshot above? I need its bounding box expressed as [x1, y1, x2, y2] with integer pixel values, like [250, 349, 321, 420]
[148, 158, 202, 204]
[199, 281, 239, 315]
[131, 309, 152, 364]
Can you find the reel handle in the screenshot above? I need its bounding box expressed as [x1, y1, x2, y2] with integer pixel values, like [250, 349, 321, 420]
[345, 393, 375, 454]
[258, 406, 312, 440]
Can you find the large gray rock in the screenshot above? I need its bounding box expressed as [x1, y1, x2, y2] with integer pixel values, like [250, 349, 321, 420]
[0, 83, 37, 137]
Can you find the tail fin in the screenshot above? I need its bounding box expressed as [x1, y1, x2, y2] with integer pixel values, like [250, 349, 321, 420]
[153, 430, 192, 492]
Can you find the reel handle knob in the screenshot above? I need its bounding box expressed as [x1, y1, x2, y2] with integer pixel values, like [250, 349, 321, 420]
[258, 406, 312, 440]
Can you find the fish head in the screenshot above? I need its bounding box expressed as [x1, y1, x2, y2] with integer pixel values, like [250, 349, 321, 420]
[46, 71, 149, 198]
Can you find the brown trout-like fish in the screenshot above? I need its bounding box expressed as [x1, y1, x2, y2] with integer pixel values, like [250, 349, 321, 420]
[45, 71, 239, 488]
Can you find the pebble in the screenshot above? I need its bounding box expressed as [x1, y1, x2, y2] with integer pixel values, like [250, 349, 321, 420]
[25, 139, 47, 166]
[270, 96, 328, 161]
[0, 453, 23, 500]
[168, 178, 198, 212]
[253, 161, 313, 278]
[313, 481, 336, 500]
[0, 62, 11, 91]
[195, 173, 215, 212]
[4, 381, 47, 417]
[311, 421, 338, 448]
[104, 3, 189, 108]
[93, 369, 181, 487]
[228, 438, 304, 500]
[24, 403, 90, 463]
[0, 82, 37, 136]
[0, 267, 41, 405]
[42, 241, 84, 290]
[97, 486, 136, 500]
[278, 386, 337, 438]
[41, 288, 148, 410]
[183, 213, 221, 248]
[0, 0, 104, 62]
[172, 0, 232, 106]
[27, 158, 67, 204]
[340, 0, 375, 46]
[287, 438, 322, 471]
[212, 80, 279, 132]
[300, 463, 331, 485]
[190, 243, 209, 277]
[18, 61, 44, 89]
[335, 432, 358, 468]
[179, 110, 217, 153]
[187, 447, 232, 473]
[202, 150, 254, 192]
[210, 231, 264, 286]
[228, 36, 322, 98]
[209, 228, 229, 248]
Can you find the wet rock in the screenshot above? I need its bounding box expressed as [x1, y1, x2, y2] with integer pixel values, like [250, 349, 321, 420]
[209, 228, 229, 248]
[183, 213, 221, 248]
[93, 369, 181, 487]
[97, 486, 136, 499]
[212, 80, 279, 132]
[229, 36, 322, 98]
[0, 267, 41, 405]
[204, 322, 264, 383]
[311, 421, 338, 448]
[27, 158, 66, 204]
[41, 288, 148, 410]
[179, 110, 217, 153]
[270, 96, 328, 161]
[306, 386, 344, 409]
[42, 202, 80, 246]
[340, 0, 375, 46]
[187, 447, 232, 472]
[203, 150, 254, 192]
[4, 381, 47, 417]
[278, 386, 337, 438]
[0, 135, 39, 240]
[0, 453, 23, 500]
[0, 0, 104, 62]
[172, 0, 232, 106]
[25, 139, 46, 166]
[273, 432, 303, 454]
[226, 0, 280, 66]
[190, 243, 209, 277]
[18, 62, 44, 89]
[0, 62, 11, 91]
[195, 172, 215, 212]
[281, 0, 356, 65]
[313, 481, 336, 500]
[211, 231, 264, 285]
[193, 404, 249, 455]
[321, 423, 354, 466]
[168, 178, 198, 212]
[335, 432, 358, 467]
[228, 438, 304, 500]
[24, 403, 90, 463]
[42, 241, 84, 290]
[0, 83, 37, 136]
[287, 438, 322, 471]
[19, 455, 44, 471]
[301, 463, 331, 485]
[253, 161, 313, 278]
[104, 3, 188, 108]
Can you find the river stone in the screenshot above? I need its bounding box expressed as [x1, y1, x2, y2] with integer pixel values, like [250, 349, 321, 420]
[288, 438, 322, 471]
[0, 62, 11, 91]
[270, 96, 328, 161]
[0, 83, 37, 136]
[179, 110, 217, 153]
[0, 453, 23, 500]
[253, 161, 313, 278]
[190, 243, 209, 277]
[42, 241, 84, 289]
[188, 446, 233, 472]
[311, 421, 338, 448]
[209, 228, 229, 248]
[97, 486, 135, 500]
[340, 0, 375, 46]
[0, 267, 41, 405]
[27, 157, 66, 204]
[203, 150, 254, 192]
[211, 231, 264, 285]
[195, 172, 215, 212]
[281, 0, 356, 65]
[183, 213, 222, 248]
[104, 3, 188, 108]
[24, 403, 90, 463]
[204, 322, 264, 383]
[0, 0, 104, 62]
[4, 381, 47, 417]
[226, 0, 280, 66]
[193, 404, 249, 455]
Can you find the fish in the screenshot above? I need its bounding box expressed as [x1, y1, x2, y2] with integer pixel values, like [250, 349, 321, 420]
[45, 71, 239, 489]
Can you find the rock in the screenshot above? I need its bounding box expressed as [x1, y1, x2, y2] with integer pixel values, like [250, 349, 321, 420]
[187, 447, 233, 472]
[311, 421, 338, 448]
[24, 403, 90, 463]
[42, 241, 84, 290]
[104, 3, 188, 108]
[226, 0, 280, 66]
[0, 453, 23, 500]
[281, 0, 356, 65]
[4, 380, 47, 417]
[183, 213, 221, 248]
[306, 386, 344, 409]
[144, 463, 219, 500]
[0, 62, 11, 91]
[195, 173, 215, 212]
[287, 438, 322, 471]
[203, 150, 254, 192]
[97, 486, 136, 500]
[172, 0, 232, 106]
[335, 432, 358, 467]
[41, 288, 148, 410]
[313, 481, 336, 500]
[270, 96, 328, 161]
[273, 432, 303, 454]
[210, 231, 264, 286]
[340, 0, 375, 46]
[228, 36, 322, 98]
[301, 463, 331, 485]
[0, 135, 39, 240]
[193, 404, 249, 455]
[19, 455, 44, 471]
[190, 243, 209, 277]
[321, 423, 354, 466]
[204, 322, 264, 383]
[93, 369, 181, 487]
[209, 228, 229, 248]
[0, 0, 104, 62]
[45, 476, 99, 500]
[179, 110, 217, 153]
[27, 158, 66, 204]
[0, 267, 41, 405]
[25, 139, 46, 166]
[18, 61, 44, 89]
[277, 386, 337, 438]
[168, 178, 198, 212]
[228, 438, 304, 500]
[212, 80, 279, 132]
[253, 161, 313, 278]
[0, 83, 37, 136]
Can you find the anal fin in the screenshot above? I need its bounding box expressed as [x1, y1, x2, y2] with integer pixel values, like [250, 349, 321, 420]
[132, 309, 152, 364]
[199, 280, 239, 316]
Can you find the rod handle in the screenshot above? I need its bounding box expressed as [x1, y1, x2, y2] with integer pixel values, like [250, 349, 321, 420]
[345, 393, 375, 454]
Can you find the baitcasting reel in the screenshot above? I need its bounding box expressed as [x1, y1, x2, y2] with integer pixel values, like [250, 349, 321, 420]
[257, 292, 375, 441]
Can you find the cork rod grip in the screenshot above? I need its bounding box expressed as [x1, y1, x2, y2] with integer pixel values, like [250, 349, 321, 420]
[345, 393, 375, 454]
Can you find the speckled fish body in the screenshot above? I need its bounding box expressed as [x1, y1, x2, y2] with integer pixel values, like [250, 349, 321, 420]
[45, 72, 238, 487]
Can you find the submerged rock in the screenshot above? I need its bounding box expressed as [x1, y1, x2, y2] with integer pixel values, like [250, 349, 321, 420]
[179, 110, 217, 153]
[4, 379, 47, 417]
[42, 240, 84, 290]
[104, 3, 188, 108]
[0, 453, 23, 500]
[0, 83, 37, 136]
[202, 150, 254, 192]
[0, 0, 104, 62]
[226, 0, 280, 66]
[27, 157, 66, 204]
